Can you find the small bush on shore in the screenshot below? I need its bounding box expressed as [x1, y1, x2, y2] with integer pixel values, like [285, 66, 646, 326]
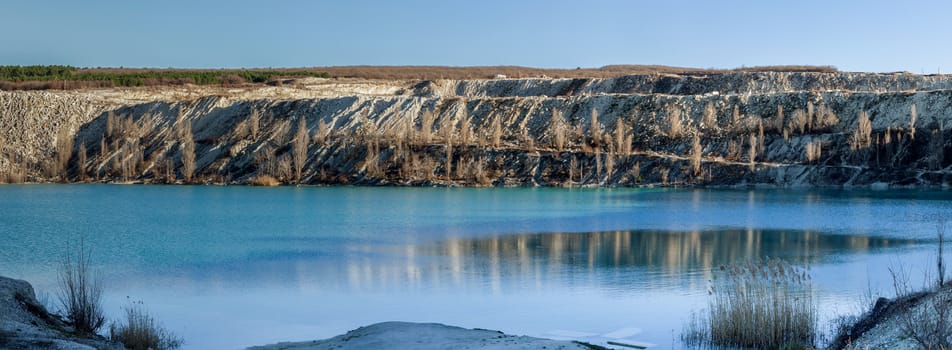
[682, 258, 817, 349]
[249, 174, 280, 186]
[57, 239, 105, 335]
[110, 303, 183, 350]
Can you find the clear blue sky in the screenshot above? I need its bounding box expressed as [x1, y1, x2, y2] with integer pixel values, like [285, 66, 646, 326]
[1, 0, 949, 72]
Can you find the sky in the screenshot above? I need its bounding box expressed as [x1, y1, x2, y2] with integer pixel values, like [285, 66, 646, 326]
[1, 0, 950, 73]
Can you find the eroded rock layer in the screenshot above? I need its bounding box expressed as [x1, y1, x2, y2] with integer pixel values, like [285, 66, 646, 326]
[0, 72, 949, 187]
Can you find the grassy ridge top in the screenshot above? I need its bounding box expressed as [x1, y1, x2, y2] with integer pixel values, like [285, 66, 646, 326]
[0, 64, 840, 90]
[317, 64, 838, 80]
[0, 65, 329, 90]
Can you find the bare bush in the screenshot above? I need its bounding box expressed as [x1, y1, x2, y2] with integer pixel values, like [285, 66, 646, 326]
[420, 109, 436, 144]
[459, 114, 473, 146]
[110, 304, 183, 350]
[569, 156, 578, 184]
[77, 143, 87, 181]
[748, 133, 758, 171]
[910, 103, 917, 140]
[614, 117, 632, 155]
[106, 111, 116, 139]
[595, 148, 602, 180]
[438, 113, 455, 144]
[805, 140, 822, 163]
[806, 101, 815, 131]
[590, 108, 603, 147]
[849, 111, 872, 151]
[58, 239, 105, 335]
[276, 154, 292, 181]
[490, 115, 503, 148]
[814, 103, 839, 131]
[888, 225, 952, 350]
[249, 109, 260, 141]
[292, 117, 309, 182]
[548, 109, 567, 152]
[666, 106, 683, 138]
[690, 133, 702, 176]
[701, 102, 717, 130]
[929, 129, 945, 170]
[364, 139, 382, 178]
[726, 138, 740, 161]
[789, 109, 808, 135]
[180, 124, 195, 183]
[54, 126, 74, 179]
[731, 104, 741, 128]
[315, 119, 329, 145]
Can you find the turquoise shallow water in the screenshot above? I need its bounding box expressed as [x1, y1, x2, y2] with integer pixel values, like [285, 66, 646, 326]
[1, 185, 950, 349]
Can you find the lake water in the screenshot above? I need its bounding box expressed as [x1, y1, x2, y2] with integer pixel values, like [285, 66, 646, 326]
[1, 185, 950, 349]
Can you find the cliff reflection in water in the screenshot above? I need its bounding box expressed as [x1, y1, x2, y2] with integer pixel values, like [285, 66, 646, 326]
[181, 229, 922, 292]
[403, 229, 920, 290]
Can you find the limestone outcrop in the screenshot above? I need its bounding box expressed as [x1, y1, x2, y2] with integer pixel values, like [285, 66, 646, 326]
[0, 72, 949, 187]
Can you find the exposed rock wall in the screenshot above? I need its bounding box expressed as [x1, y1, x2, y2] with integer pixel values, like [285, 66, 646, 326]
[1, 72, 950, 187]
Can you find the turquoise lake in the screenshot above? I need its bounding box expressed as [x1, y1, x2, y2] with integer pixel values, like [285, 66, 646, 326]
[1, 185, 951, 349]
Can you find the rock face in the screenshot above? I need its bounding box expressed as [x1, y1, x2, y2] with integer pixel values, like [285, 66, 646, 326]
[246, 321, 601, 350]
[0, 276, 121, 350]
[0, 72, 950, 187]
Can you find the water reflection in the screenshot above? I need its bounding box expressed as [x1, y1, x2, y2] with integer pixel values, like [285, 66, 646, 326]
[410, 229, 921, 289]
[191, 229, 922, 293]
[432, 229, 916, 270]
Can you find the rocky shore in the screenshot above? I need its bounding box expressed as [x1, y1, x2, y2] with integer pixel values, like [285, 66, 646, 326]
[0, 276, 121, 350]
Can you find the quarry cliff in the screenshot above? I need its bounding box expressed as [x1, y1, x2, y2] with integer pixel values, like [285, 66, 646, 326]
[0, 71, 950, 187]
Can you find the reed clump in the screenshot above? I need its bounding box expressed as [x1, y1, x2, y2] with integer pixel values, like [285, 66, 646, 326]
[683, 258, 817, 349]
[109, 303, 183, 350]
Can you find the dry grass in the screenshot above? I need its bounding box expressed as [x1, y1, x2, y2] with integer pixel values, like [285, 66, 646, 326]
[682, 258, 817, 349]
[57, 239, 105, 335]
[248, 174, 280, 186]
[109, 304, 183, 350]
